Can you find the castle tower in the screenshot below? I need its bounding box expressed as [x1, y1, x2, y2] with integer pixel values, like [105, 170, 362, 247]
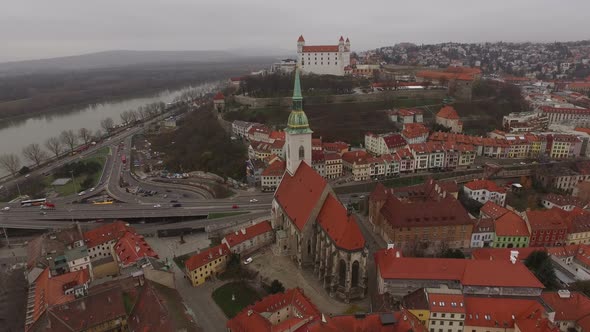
[297, 35, 305, 53]
[345, 37, 350, 52]
[285, 68, 312, 175]
[338, 36, 345, 52]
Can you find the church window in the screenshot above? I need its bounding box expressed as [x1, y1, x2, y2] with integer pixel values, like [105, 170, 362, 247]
[351, 261, 360, 287]
[338, 260, 347, 287]
[299, 146, 305, 160]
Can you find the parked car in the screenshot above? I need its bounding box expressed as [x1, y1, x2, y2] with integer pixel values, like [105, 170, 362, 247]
[249, 199, 258, 203]
[232, 204, 239, 209]
[243, 257, 253, 265]
[172, 203, 182, 207]
[153, 204, 161, 208]
[89, 187, 95, 192]
[78, 191, 86, 196]
[2, 207, 10, 211]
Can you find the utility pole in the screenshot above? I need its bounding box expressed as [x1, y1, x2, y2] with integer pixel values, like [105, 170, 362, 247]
[70, 170, 77, 193]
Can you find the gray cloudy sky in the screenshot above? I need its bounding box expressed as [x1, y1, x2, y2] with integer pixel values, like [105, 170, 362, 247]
[2, 0, 590, 62]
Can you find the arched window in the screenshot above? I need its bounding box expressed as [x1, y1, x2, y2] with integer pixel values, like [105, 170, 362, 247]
[351, 261, 360, 287]
[307, 239, 311, 255]
[299, 146, 305, 160]
[338, 260, 347, 287]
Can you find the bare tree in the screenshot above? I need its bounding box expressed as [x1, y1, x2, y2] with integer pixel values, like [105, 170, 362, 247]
[128, 110, 138, 123]
[120, 111, 132, 125]
[45, 137, 62, 158]
[22, 143, 48, 167]
[137, 107, 147, 121]
[94, 129, 103, 140]
[100, 117, 114, 133]
[60, 129, 77, 154]
[0, 153, 21, 176]
[78, 128, 92, 145]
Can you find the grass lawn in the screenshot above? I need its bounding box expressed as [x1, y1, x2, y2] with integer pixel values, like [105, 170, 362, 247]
[382, 175, 426, 188]
[212, 281, 261, 318]
[45, 147, 110, 196]
[506, 189, 543, 212]
[342, 304, 369, 315]
[208, 211, 249, 219]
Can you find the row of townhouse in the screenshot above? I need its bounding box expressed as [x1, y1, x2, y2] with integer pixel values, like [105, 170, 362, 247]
[429, 131, 583, 160]
[364, 132, 407, 155]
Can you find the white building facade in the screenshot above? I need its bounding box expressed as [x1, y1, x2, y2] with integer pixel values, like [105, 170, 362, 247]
[297, 35, 351, 76]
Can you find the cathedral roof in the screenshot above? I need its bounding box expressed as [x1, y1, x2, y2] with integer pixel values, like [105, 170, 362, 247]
[317, 194, 365, 251]
[275, 162, 327, 231]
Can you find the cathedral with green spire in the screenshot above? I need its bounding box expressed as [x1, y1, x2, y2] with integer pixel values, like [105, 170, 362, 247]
[285, 68, 313, 175]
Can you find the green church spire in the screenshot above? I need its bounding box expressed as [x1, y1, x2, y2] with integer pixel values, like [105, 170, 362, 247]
[286, 68, 312, 134]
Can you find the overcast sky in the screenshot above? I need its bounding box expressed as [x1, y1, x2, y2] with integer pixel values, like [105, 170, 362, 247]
[2, 0, 590, 62]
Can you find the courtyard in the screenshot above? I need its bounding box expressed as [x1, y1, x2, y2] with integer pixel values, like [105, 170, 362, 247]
[247, 249, 370, 315]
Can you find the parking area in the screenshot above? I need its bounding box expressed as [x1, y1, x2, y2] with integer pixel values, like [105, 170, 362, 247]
[247, 250, 369, 315]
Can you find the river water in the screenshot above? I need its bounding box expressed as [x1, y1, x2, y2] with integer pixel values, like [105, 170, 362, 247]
[0, 82, 218, 177]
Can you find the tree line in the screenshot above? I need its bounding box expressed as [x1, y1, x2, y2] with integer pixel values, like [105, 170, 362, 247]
[0, 101, 168, 178]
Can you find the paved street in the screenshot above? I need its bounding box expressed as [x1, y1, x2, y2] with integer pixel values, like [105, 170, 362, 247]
[146, 234, 228, 332]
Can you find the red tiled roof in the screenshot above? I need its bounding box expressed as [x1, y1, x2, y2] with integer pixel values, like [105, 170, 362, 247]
[380, 195, 472, 228]
[306, 310, 428, 332]
[542, 193, 586, 208]
[223, 221, 272, 248]
[227, 288, 320, 332]
[114, 231, 158, 266]
[494, 211, 530, 237]
[302, 45, 339, 53]
[83, 220, 134, 248]
[382, 134, 407, 149]
[28, 268, 91, 330]
[46, 286, 127, 332]
[341, 150, 369, 164]
[525, 208, 568, 232]
[261, 160, 285, 177]
[436, 106, 460, 120]
[324, 152, 341, 161]
[464, 179, 506, 193]
[370, 183, 393, 202]
[185, 244, 230, 272]
[269, 131, 286, 141]
[464, 297, 545, 329]
[541, 291, 590, 322]
[270, 139, 285, 149]
[248, 125, 271, 136]
[274, 162, 327, 231]
[471, 247, 545, 261]
[375, 248, 543, 288]
[316, 194, 365, 251]
[128, 281, 199, 331]
[402, 123, 429, 139]
[213, 92, 225, 100]
[480, 201, 509, 219]
[312, 150, 326, 162]
[428, 293, 465, 313]
[322, 141, 349, 152]
[312, 138, 322, 147]
[298, 35, 305, 42]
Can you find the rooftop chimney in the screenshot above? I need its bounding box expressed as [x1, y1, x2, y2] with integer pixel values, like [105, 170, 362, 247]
[558, 290, 571, 298]
[387, 243, 395, 250]
[240, 228, 246, 235]
[510, 250, 519, 264]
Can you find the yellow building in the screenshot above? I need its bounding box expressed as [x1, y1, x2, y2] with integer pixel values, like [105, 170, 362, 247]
[185, 244, 230, 287]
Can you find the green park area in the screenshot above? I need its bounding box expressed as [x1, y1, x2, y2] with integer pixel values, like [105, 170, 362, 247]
[44, 146, 110, 196]
[212, 281, 261, 318]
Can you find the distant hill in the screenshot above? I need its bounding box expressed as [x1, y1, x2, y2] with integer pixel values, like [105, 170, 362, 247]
[0, 50, 283, 76]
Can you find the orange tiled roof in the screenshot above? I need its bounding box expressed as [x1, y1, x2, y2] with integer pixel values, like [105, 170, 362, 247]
[83, 220, 134, 248]
[227, 288, 320, 332]
[274, 162, 327, 231]
[464, 179, 506, 193]
[261, 160, 285, 177]
[223, 221, 272, 248]
[341, 150, 369, 164]
[480, 201, 510, 219]
[464, 297, 546, 329]
[185, 244, 230, 272]
[375, 249, 543, 289]
[402, 123, 429, 139]
[114, 231, 158, 266]
[471, 247, 545, 261]
[541, 291, 590, 322]
[494, 211, 530, 237]
[213, 92, 225, 100]
[306, 310, 428, 332]
[437, 106, 460, 120]
[316, 194, 365, 251]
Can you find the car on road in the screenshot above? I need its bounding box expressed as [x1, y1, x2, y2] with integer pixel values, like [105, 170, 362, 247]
[170, 200, 178, 203]
[2, 207, 9, 211]
[359, 195, 365, 199]
[249, 199, 258, 203]
[89, 187, 95, 192]
[153, 204, 161, 208]
[243, 257, 253, 265]
[172, 203, 182, 207]
[232, 204, 239, 209]
[519, 162, 526, 165]
[77, 191, 86, 196]
[24, 174, 30, 178]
